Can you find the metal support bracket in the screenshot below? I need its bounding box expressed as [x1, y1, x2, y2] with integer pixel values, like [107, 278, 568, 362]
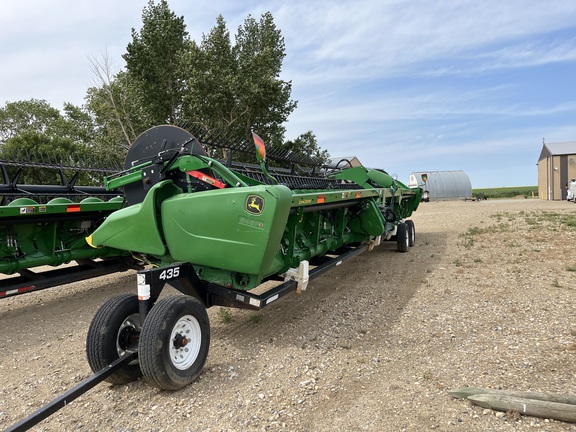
[368, 235, 382, 251]
[281, 260, 310, 293]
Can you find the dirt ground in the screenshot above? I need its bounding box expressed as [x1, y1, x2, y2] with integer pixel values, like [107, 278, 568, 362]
[1, 198, 576, 432]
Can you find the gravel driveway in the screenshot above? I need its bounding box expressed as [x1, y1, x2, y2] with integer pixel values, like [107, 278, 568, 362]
[1, 198, 575, 431]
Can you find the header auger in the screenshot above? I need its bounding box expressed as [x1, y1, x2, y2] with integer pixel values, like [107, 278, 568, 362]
[1, 124, 422, 416]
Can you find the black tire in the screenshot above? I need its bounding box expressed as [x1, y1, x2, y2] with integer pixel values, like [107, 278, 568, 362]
[406, 220, 415, 247]
[139, 295, 210, 391]
[86, 294, 143, 384]
[396, 222, 410, 252]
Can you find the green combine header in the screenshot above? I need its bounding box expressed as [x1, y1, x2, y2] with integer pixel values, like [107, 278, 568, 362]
[0, 125, 421, 391]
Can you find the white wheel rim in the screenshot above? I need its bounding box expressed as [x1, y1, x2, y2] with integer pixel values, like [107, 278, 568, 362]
[169, 314, 202, 370]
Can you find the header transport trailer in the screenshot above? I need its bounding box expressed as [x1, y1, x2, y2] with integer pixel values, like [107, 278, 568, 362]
[0, 125, 422, 392]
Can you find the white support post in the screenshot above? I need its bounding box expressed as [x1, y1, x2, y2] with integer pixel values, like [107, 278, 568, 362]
[368, 235, 382, 251]
[281, 260, 310, 293]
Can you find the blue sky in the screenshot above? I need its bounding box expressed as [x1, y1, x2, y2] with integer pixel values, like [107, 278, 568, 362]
[2, 1, 576, 187]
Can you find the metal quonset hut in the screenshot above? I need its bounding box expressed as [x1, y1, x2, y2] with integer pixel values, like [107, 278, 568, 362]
[408, 170, 472, 201]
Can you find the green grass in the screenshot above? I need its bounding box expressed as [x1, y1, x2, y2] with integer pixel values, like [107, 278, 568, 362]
[472, 186, 538, 199]
[217, 307, 232, 324]
[533, 211, 576, 228]
[249, 314, 264, 324]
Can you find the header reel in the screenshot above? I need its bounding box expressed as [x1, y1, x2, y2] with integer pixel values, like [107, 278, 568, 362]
[121, 125, 206, 205]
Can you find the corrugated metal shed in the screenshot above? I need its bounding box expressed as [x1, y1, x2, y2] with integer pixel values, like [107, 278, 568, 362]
[408, 170, 472, 201]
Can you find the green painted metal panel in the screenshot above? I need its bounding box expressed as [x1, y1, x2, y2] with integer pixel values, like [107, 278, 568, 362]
[366, 169, 394, 188]
[0, 197, 127, 274]
[88, 180, 182, 256]
[0, 197, 123, 218]
[348, 199, 386, 237]
[161, 184, 292, 276]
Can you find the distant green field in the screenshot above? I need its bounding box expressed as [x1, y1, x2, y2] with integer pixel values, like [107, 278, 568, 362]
[472, 186, 538, 199]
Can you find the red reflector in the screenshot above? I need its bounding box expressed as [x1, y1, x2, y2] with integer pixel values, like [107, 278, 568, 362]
[186, 171, 226, 189]
[19, 286, 36, 293]
[67, 204, 81, 212]
[1, 286, 36, 297]
[318, 195, 325, 204]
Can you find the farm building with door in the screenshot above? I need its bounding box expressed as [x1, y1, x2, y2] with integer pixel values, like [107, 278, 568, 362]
[408, 170, 472, 201]
[537, 141, 576, 200]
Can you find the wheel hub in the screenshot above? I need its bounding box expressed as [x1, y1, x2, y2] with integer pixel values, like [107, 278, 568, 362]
[169, 314, 202, 370]
[116, 313, 141, 361]
[173, 333, 189, 349]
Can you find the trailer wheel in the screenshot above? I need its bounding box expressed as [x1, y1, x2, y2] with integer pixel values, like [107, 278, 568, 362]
[139, 295, 210, 391]
[396, 222, 410, 252]
[86, 294, 142, 384]
[406, 220, 415, 247]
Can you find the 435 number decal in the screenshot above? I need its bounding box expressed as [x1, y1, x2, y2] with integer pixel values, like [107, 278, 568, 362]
[159, 267, 180, 280]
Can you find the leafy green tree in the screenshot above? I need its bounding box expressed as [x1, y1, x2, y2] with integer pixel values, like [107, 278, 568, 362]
[233, 12, 297, 146]
[123, 0, 190, 125]
[58, 103, 96, 145]
[0, 131, 91, 185]
[0, 98, 118, 185]
[85, 5, 328, 166]
[276, 131, 330, 166]
[183, 12, 297, 149]
[182, 15, 237, 132]
[0, 99, 97, 146]
[0, 99, 61, 142]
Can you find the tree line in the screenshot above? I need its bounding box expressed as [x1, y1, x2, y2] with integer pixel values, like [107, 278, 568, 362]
[0, 0, 328, 183]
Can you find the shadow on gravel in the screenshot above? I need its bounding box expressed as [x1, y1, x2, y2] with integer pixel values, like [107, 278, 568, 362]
[208, 229, 449, 360]
[0, 230, 448, 398]
[0, 231, 448, 431]
[0, 272, 135, 334]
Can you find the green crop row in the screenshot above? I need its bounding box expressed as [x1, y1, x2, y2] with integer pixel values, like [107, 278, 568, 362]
[472, 186, 538, 199]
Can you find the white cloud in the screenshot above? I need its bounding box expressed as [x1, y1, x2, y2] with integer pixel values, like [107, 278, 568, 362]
[274, 1, 576, 84]
[1, 0, 576, 187]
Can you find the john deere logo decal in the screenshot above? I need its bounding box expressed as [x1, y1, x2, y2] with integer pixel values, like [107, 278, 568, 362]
[246, 195, 264, 215]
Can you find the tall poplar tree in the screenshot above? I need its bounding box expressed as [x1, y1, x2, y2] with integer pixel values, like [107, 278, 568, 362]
[123, 0, 190, 125]
[183, 12, 297, 147]
[182, 15, 237, 132]
[233, 12, 297, 146]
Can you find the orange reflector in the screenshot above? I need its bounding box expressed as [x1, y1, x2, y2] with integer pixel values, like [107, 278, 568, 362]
[252, 132, 266, 161]
[318, 195, 325, 204]
[186, 171, 226, 189]
[67, 204, 81, 212]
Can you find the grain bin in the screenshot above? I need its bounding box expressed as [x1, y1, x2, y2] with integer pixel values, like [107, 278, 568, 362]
[408, 170, 472, 201]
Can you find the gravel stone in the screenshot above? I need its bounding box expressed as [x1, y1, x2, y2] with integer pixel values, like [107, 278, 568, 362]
[1, 198, 576, 431]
